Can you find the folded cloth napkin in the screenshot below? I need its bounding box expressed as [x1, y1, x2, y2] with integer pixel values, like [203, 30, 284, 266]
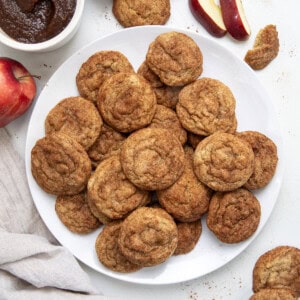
[0, 128, 109, 300]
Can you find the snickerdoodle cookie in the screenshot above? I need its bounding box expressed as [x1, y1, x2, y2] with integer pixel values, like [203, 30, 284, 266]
[120, 127, 185, 190]
[98, 72, 157, 133]
[206, 188, 261, 243]
[148, 104, 187, 145]
[55, 192, 101, 234]
[113, 0, 170, 27]
[146, 31, 203, 86]
[87, 154, 150, 220]
[76, 51, 134, 103]
[45, 96, 102, 150]
[250, 288, 297, 300]
[174, 220, 202, 255]
[157, 147, 211, 222]
[31, 132, 91, 196]
[137, 61, 181, 109]
[87, 123, 126, 167]
[118, 207, 178, 267]
[244, 25, 279, 70]
[237, 131, 278, 190]
[253, 246, 300, 296]
[193, 132, 254, 191]
[95, 221, 142, 273]
[176, 78, 237, 136]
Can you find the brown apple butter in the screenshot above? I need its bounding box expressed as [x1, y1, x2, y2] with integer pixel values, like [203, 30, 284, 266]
[0, 0, 76, 44]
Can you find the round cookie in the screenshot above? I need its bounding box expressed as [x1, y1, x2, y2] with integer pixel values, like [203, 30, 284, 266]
[137, 61, 181, 109]
[113, 0, 170, 27]
[87, 123, 126, 167]
[174, 220, 202, 255]
[45, 96, 102, 150]
[253, 246, 300, 296]
[237, 131, 278, 190]
[206, 188, 261, 243]
[193, 132, 255, 191]
[157, 147, 211, 222]
[176, 78, 237, 136]
[55, 192, 101, 234]
[120, 127, 185, 190]
[95, 221, 142, 273]
[250, 288, 297, 300]
[148, 105, 187, 145]
[146, 31, 203, 86]
[98, 72, 157, 133]
[76, 50, 134, 103]
[87, 154, 150, 220]
[31, 132, 92, 196]
[118, 207, 178, 267]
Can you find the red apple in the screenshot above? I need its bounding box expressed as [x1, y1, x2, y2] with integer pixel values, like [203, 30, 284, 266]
[220, 0, 251, 40]
[0, 57, 37, 127]
[189, 0, 227, 38]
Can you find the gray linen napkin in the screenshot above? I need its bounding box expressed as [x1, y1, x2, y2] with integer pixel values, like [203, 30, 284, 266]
[0, 128, 109, 300]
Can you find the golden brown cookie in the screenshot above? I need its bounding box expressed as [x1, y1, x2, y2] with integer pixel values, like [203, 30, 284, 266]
[176, 78, 237, 136]
[157, 147, 211, 222]
[137, 61, 181, 109]
[31, 133, 92, 196]
[250, 288, 297, 300]
[253, 246, 300, 296]
[193, 132, 255, 191]
[237, 131, 278, 190]
[76, 51, 134, 103]
[87, 154, 150, 220]
[87, 194, 113, 225]
[97, 72, 157, 133]
[95, 221, 142, 273]
[112, 0, 170, 27]
[148, 105, 187, 145]
[244, 25, 279, 70]
[87, 123, 126, 167]
[120, 127, 185, 190]
[174, 220, 202, 255]
[146, 31, 203, 86]
[206, 188, 261, 243]
[45, 96, 102, 150]
[55, 192, 101, 234]
[118, 207, 178, 267]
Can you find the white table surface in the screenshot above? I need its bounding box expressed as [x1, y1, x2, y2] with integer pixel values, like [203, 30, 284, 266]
[2, 1, 300, 299]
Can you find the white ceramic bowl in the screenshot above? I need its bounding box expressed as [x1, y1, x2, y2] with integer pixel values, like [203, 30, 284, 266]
[0, 0, 85, 52]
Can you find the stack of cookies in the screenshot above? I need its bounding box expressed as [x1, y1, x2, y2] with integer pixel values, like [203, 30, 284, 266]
[31, 31, 278, 273]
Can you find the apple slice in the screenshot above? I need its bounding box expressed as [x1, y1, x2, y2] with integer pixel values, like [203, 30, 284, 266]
[189, 0, 227, 38]
[220, 0, 251, 40]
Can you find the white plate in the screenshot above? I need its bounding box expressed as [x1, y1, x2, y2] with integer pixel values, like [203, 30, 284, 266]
[25, 26, 284, 285]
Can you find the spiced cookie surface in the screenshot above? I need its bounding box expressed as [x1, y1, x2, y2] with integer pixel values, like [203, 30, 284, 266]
[250, 288, 297, 300]
[253, 246, 300, 296]
[157, 147, 211, 222]
[206, 188, 261, 243]
[137, 61, 181, 109]
[174, 220, 202, 255]
[76, 51, 134, 103]
[87, 154, 150, 220]
[118, 207, 178, 267]
[98, 72, 157, 133]
[31, 132, 91, 196]
[55, 192, 101, 234]
[95, 221, 142, 273]
[237, 131, 278, 189]
[148, 104, 187, 145]
[45, 96, 102, 150]
[113, 0, 170, 27]
[193, 132, 254, 191]
[146, 31, 203, 86]
[120, 127, 185, 190]
[176, 78, 237, 136]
